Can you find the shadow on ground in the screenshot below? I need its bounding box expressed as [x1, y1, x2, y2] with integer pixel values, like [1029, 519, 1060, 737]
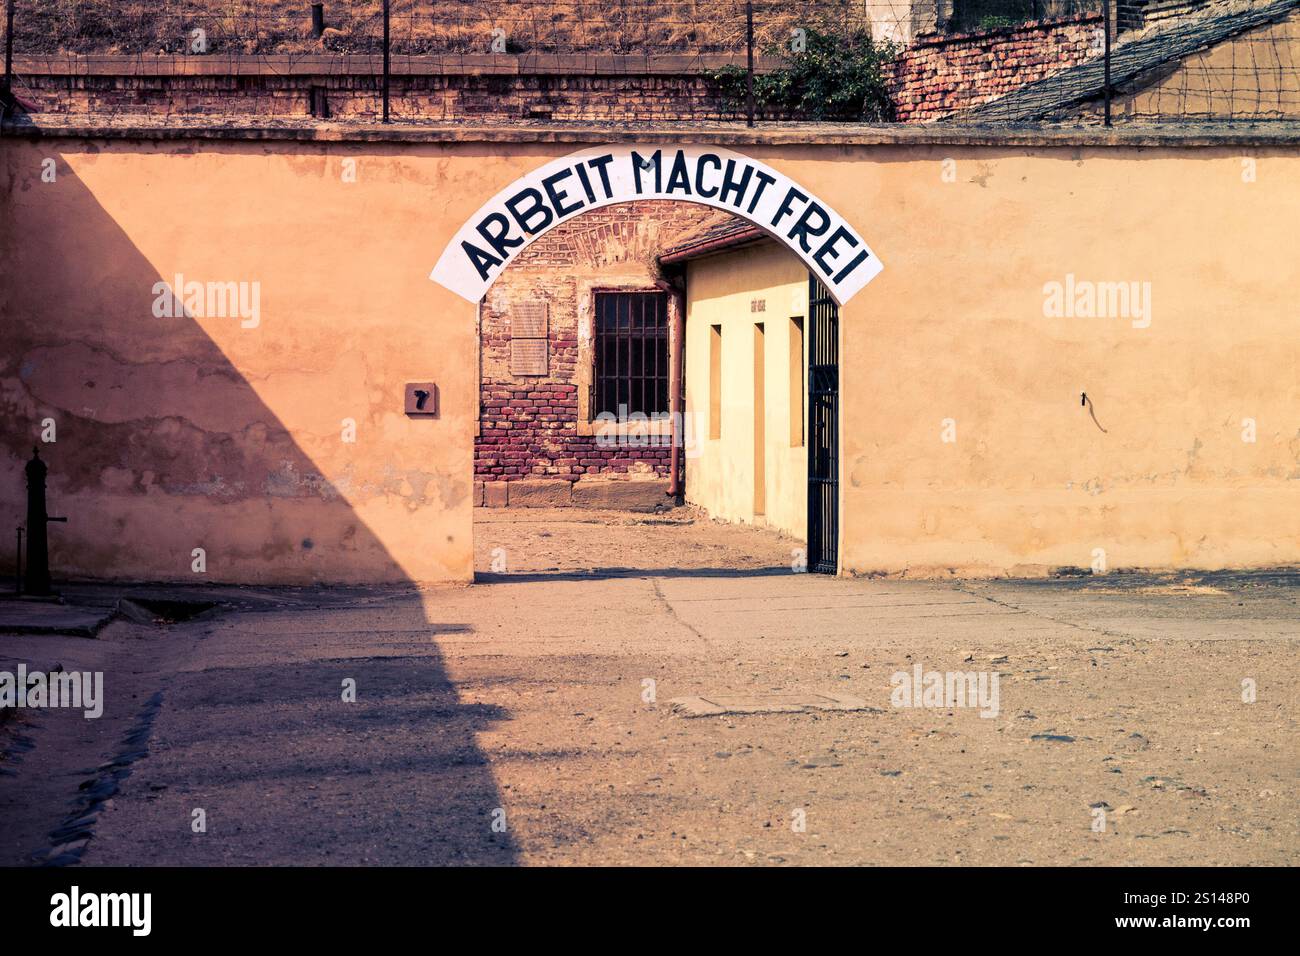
[0, 149, 516, 865]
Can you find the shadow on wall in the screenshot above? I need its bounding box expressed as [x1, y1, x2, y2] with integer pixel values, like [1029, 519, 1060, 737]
[0, 147, 515, 864]
[0, 143, 445, 585]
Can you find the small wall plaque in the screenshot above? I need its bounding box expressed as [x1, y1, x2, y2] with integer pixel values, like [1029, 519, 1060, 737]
[512, 301, 548, 338]
[404, 382, 439, 417]
[510, 339, 548, 377]
[511, 301, 549, 377]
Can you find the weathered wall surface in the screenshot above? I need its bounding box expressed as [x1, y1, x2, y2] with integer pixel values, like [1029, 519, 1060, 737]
[823, 142, 1300, 576]
[0, 136, 498, 584]
[3, 129, 1298, 581]
[684, 241, 808, 539]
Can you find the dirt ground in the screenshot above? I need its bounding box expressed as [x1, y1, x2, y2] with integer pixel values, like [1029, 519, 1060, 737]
[1, 507, 1297, 866]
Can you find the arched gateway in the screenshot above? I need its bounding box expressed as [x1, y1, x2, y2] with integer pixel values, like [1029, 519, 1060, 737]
[433, 144, 884, 577]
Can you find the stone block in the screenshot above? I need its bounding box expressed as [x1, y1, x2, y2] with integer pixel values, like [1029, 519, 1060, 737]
[571, 478, 670, 512]
[506, 479, 573, 507]
[483, 481, 509, 508]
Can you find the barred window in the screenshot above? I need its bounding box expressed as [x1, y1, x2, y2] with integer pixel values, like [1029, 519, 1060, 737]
[593, 291, 669, 417]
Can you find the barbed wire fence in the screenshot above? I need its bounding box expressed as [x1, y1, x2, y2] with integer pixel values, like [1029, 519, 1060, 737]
[2, 0, 1298, 125]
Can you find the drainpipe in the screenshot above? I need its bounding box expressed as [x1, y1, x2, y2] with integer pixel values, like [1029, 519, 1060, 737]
[3, 0, 13, 120]
[656, 276, 686, 501]
[475, 296, 483, 442]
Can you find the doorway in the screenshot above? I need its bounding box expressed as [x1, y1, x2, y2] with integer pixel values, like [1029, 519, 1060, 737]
[806, 274, 839, 574]
[753, 321, 766, 517]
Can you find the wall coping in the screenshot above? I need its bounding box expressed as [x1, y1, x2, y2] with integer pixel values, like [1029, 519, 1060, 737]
[5, 118, 1300, 147]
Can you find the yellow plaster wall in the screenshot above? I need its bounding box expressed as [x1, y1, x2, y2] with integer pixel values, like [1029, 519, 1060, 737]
[817, 145, 1300, 576]
[0, 138, 564, 583]
[3, 133, 1297, 581]
[684, 241, 809, 539]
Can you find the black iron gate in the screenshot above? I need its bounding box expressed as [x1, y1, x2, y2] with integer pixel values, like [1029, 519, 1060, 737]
[807, 273, 839, 574]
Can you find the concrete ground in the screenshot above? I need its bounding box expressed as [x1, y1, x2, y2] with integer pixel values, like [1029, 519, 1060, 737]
[1, 507, 1296, 866]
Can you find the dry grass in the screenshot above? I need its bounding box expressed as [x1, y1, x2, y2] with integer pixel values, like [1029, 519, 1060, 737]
[10, 1, 873, 56]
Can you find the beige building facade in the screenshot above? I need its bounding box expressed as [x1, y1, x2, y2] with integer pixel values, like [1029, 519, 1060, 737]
[2, 126, 1298, 583]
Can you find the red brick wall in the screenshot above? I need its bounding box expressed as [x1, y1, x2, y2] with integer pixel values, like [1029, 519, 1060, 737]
[12, 16, 1103, 125]
[9, 55, 766, 123]
[14, 73, 753, 123]
[889, 14, 1104, 122]
[476, 200, 736, 482]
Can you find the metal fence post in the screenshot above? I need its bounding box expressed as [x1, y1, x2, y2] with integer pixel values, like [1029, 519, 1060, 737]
[745, 0, 755, 127]
[382, 0, 391, 123]
[3, 0, 15, 116]
[1103, 0, 1113, 127]
[24, 447, 64, 598]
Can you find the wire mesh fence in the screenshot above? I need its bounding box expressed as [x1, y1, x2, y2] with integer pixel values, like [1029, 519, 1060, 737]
[2, 0, 1298, 124]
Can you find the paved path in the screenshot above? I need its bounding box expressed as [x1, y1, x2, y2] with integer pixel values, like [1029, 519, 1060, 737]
[2, 510, 1296, 865]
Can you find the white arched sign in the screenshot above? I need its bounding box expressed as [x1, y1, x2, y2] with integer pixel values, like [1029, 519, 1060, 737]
[431, 145, 883, 305]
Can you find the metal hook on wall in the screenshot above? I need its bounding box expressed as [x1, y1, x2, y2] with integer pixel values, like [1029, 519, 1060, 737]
[1081, 392, 1108, 434]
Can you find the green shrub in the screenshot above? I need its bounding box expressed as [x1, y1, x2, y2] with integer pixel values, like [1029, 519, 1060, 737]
[704, 24, 897, 122]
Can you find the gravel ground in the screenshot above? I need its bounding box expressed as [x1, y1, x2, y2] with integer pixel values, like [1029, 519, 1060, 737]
[1, 507, 1296, 866]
